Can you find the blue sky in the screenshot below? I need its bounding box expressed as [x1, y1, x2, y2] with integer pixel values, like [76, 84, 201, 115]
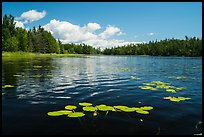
[2, 2, 202, 48]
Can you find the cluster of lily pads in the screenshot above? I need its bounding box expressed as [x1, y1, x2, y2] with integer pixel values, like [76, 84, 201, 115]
[163, 96, 191, 102]
[47, 102, 154, 118]
[138, 81, 191, 103]
[139, 81, 186, 93]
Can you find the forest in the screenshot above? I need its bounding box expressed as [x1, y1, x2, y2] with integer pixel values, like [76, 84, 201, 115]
[2, 14, 202, 56]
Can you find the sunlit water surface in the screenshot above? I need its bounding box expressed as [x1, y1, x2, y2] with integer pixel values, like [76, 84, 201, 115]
[2, 56, 202, 135]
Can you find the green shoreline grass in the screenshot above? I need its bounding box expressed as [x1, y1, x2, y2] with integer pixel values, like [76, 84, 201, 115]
[2, 51, 89, 58]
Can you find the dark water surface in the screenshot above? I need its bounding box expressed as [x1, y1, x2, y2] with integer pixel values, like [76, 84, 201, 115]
[2, 56, 202, 135]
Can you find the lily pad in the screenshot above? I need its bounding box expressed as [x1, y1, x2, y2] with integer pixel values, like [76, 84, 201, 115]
[47, 110, 72, 116]
[136, 110, 149, 114]
[140, 106, 153, 110]
[83, 106, 97, 112]
[65, 105, 77, 110]
[97, 105, 114, 111]
[119, 107, 136, 112]
[2, 85, 14, 88]
[163, 96, 191, 102]
[166, 89, 176, 93]
[47, 74, 54, 77]
[130, 76, 136, 79]
[79, 102, 92, 107]
[114, 105, 129, 110]
[67, 112, 85, 118]
[13, 74, 22, 77]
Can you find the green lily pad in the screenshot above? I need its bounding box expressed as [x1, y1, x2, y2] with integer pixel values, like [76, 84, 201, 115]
[79, 102, 92, 107]
[47, 110, 72, 116]
[175, 87, 186, 91]
[97, 105, 114, 111]
[83, 106, 97, 112]
[67, 112, 85, 118]
[65, 105, 77, 110]
[13, 74, 22, 77]
[120, 107, 136, 112]
[163, 96, 191, 102]
[140, 106, 153, 110]
[2, 85, 14, 88]
[194, 133, 202, 135]
[136, 110, 149, 114]
[166, 89, 176, 93]
[114, 105, 129, 110]
[47, 74, 54, 77]
[130, 76, 136, 79]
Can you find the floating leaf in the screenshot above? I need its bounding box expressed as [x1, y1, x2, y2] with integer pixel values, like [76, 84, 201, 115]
[138, 102, 142, 104]
[139, 86, 157, 91]
[13, 74, 22, 77]
[67, 112, 85, 118]
[194, 133, 202, 135]
[47, 74, 54, 77]
[166, 89, 176, 93]
[130, 76, 136, 79]
[119, 107, 136, 112]
[140, 106, 153, 110]
[83, 106, 97, 112]
[2, 85, 14, 88]
[79, 102, 92, 107]
[65, 105, 77, 110]
[175, 87, 186, 91]
[47, 110, 72, 116]
[163, 96, 191, 102]
[114, 105, 129, 110]
[97, 105, 114, 111]
[136, 110, 149, 114]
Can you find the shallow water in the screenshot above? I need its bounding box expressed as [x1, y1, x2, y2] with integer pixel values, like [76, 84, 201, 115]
[2, 56, 202, 135]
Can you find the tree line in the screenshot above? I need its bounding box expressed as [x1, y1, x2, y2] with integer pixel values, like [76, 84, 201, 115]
[2, 14, 202, 56]
[2, 14, 101, 54]
[103, 37, 202, 56]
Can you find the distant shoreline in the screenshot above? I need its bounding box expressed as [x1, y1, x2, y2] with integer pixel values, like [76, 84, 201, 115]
[2, 52, 202, 58]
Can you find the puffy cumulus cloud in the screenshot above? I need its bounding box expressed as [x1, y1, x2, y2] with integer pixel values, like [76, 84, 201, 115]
[85, 23, 101, 32]
[99, 25, 121, 39]
[43, 19, 97, 43]
[43, 19, 142, 49]
[16, 10, 46, 24]
[14, 20, 24, 28]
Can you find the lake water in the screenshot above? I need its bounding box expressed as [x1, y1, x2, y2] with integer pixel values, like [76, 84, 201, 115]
[2, 56, 202, 135]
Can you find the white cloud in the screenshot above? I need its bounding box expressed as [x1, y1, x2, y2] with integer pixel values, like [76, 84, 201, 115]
[85, 23, 101, 32]
[16, 10, 46, 24]
[43, 19, 142, 49]
[43, 19, 97, 43]
[147, 32, 154, 36]
[99, 25, 121, 39]
[14, 20, 24, 28]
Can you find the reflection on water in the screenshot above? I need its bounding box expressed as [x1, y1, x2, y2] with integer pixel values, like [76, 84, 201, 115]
[2, 56, 202, 135]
